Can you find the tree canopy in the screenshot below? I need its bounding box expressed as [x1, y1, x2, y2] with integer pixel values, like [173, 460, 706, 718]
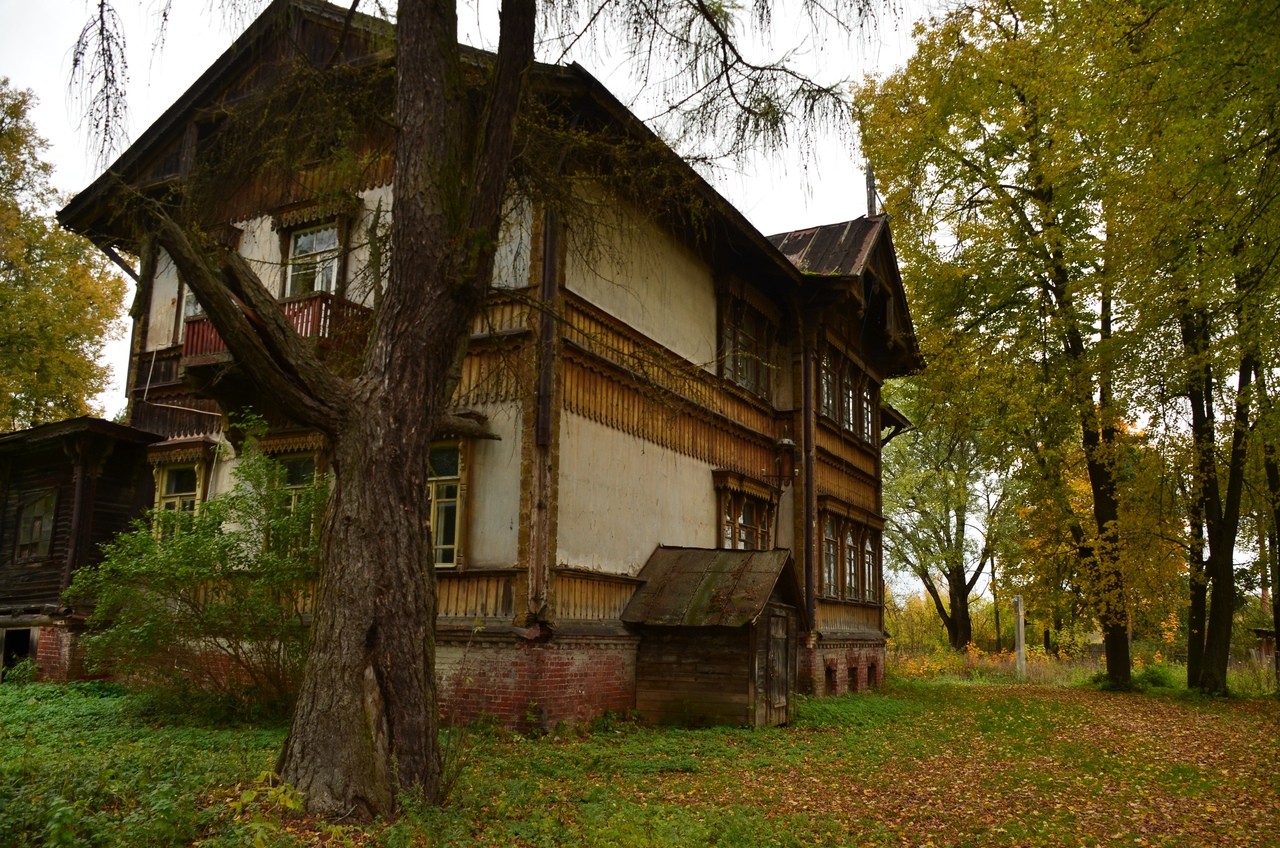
[860, 0, 1280, 692]
[0, 79, 124, 431]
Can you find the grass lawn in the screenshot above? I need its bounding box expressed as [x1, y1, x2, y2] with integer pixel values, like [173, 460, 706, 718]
[1, 676, 1277, 847]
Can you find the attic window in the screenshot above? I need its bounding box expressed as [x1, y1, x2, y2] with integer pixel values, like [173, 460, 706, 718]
[286, 224, 341, 297]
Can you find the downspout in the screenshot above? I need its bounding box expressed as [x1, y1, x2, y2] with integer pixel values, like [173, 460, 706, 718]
[800, 311, 817, 639]
[526, 205, 559, 624]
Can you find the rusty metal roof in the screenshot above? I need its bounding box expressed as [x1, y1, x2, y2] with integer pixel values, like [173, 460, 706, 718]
[766, 216, 885, 277]
[622, 546, 797, 628]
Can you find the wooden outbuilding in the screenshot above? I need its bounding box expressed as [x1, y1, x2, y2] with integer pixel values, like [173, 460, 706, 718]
[0, 418, 160, 678]
[622, 546, 805, 727]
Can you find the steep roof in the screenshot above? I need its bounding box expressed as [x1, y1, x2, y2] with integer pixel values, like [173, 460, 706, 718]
[57, 0, 921, 374]
[767, 216, 884, 277]
[622, 546, 803, 628]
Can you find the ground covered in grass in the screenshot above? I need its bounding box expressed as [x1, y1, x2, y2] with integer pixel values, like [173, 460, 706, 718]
[2, 678, 1276, 847]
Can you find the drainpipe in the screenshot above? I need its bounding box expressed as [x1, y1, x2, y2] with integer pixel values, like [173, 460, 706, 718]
[800, 313, 817, 639]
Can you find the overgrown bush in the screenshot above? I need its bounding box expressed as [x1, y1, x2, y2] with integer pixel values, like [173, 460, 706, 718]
[68, 434, 325, 716]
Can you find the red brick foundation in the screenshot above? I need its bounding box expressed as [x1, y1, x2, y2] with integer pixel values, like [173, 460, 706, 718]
[35, 624, 91, 682]
[436, 628, 638, 731]
[800, 639, 885, 696]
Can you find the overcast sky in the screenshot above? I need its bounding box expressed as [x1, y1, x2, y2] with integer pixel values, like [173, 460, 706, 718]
[0, 0, 929, 414]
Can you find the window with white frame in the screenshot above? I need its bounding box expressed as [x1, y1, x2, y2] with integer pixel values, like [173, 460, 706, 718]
[863, 533, 880, 602]
[844, 524, 859, 600]
[818, 344, 879, 444]
[286, 224, 340, 297]
[714, 470, 777, 553]
[15, 489, 56, 561]
[817, 509, 882, 603]
[427, 443, 463, 566]
[721, 295, 774, 398]
[822, 517, 839, 597]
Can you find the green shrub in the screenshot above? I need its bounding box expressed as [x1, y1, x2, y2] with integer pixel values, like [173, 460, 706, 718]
[67, 430, 325, 717]
[1, 657, 39, 686]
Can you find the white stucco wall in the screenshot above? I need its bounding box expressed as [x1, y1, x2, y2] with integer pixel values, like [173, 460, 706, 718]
[236, 215, 283, 296]
[556, 412, 717, 576]
[564, 194, 717, 370]
[145, 249, 182, 351]
[464, 402, 523, 568]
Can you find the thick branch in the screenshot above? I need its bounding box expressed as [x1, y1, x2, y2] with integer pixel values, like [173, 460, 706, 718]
[148, 208, 347, 433]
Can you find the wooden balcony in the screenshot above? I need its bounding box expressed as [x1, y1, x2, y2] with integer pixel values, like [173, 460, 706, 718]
[182, 292, 372, 372]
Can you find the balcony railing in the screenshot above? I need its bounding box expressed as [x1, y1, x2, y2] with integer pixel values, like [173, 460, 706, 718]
[182, 292, 372, 365]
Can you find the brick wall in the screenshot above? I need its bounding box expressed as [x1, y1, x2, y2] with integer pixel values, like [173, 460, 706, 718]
[437, 630, 639, 731]
[800, 639, 885, 696]
[35, 625, 91, 681]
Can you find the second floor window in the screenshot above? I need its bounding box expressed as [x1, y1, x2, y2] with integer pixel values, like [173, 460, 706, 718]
[818, 345, 878, 444]
[287, 225, 340, 297]
[722, 296, 773, 398]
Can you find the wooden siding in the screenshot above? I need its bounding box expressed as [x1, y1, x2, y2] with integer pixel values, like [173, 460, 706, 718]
[560, 295, 783, 476]
[634, 626, 753, 726]
[437, 570, 516, 620]
[553, 570, 641, 622]
[816, 599, 882, 636]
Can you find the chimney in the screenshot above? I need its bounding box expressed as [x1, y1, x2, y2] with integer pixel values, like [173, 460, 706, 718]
[866, 165, 878, 217]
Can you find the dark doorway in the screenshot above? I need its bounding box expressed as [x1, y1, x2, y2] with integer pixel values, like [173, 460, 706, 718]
[2, 629, 33, 669]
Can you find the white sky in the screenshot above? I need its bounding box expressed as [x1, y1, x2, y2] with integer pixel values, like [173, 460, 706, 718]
[0, 0, 929, 415]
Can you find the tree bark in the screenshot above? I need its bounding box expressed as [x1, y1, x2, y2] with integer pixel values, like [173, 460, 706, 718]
[1179, 304, 1252, 695]
[1186, 499, 1207, 687]
[274, 0, 536, 815]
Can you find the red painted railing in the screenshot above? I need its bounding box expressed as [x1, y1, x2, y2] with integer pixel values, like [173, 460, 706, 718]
[182, 292, 372, 361]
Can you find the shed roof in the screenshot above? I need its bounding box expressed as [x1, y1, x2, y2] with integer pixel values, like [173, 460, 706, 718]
[0, 416, 163, 454]
[622, 546, 798, 628]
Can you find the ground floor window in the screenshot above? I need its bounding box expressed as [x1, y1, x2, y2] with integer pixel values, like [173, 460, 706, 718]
[818, 510, 881, 602]
[714, 470, 778, 552]
[15, 489, 56, 561]
[428, 443, 464, 566]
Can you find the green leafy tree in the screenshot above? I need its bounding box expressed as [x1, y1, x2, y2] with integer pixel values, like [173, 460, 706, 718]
[68, 435, 325, 712]
[883, 333, 1014, 651]
[856, 0, 1137, 687]
[0, 79, 124, 430]
[861, 0, 1280, 693]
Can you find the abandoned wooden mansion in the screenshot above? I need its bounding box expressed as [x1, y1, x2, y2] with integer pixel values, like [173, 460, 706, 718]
[1, 0, 921, 727]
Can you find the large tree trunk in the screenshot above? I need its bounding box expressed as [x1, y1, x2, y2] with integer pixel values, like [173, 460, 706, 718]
[278, 409, 441, 814]
[948, 576, 973, 650]
[1179, 305, 1252, 695]
[276, 0, 536, 815]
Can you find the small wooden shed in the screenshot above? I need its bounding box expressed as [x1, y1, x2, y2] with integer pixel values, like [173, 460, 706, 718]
[622, 546, 805, 728]
[0, 417, 160, 675]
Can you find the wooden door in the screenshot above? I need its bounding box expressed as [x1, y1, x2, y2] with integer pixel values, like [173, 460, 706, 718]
[762, 604, 795, 726]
